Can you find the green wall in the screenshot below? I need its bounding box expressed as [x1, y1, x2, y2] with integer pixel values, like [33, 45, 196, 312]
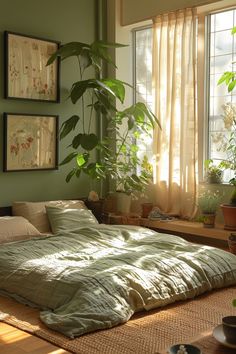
[0, 0, 98, 206]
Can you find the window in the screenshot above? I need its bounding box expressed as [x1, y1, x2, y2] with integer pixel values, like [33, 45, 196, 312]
[208, 8, 236, 182]
[133, 27, 153, 169]
[133, 7, 236, 183]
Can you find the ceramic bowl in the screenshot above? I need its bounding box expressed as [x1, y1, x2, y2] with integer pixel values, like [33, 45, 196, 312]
[168, 344, 202, 354]
[222, 316, 236, 344]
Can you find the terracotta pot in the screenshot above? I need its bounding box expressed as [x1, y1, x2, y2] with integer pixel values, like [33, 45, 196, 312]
[126, 214, 141, 226]
[221, 204, 236, 231]
[141, 203, 153, 218]
[202, 213, 216, 228]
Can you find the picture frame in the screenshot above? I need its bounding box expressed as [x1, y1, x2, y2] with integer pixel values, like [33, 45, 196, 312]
[4, 31, 60, 102]
[3, 113, 59, 172]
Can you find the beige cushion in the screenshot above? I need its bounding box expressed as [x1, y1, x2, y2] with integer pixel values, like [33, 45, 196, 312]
[46, 206, 98, 234]
[12, 200, 88, 233]
[0, 216, 41, 244]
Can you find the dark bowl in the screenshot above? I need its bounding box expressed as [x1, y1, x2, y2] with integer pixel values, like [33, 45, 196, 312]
[222, 316, 236, 344]
[169, 344, 202, 354]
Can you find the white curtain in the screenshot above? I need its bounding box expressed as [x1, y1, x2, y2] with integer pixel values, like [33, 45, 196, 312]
[152, 8, 198, 219]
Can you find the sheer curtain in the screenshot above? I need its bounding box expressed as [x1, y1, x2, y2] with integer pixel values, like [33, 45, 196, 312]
[152, 8, 198, 219]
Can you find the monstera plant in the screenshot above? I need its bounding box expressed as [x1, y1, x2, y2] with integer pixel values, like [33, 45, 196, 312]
[47, 40, 159, 195]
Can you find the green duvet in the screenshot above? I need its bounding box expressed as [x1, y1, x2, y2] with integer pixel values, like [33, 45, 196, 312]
[0, 224, 236, 338]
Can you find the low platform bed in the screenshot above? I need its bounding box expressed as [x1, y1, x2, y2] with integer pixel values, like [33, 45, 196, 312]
[0, 202, 236, 351]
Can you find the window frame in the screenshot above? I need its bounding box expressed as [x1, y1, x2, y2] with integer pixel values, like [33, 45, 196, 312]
[198, 6, 236, 183]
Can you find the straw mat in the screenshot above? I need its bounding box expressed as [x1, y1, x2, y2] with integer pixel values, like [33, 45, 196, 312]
[0, 287, 236, 354]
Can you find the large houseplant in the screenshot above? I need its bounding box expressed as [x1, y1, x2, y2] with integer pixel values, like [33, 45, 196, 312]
[47, 41, 159, 207]
[217, 26, 236, 230]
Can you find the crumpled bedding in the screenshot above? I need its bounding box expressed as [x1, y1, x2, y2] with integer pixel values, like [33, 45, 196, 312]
[0, 224, 235, 338]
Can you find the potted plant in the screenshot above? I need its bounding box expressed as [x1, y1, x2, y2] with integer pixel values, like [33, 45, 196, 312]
[197, 190, 221, 228]
[47, 41, 159, 212]
[204, 159, 223, 184]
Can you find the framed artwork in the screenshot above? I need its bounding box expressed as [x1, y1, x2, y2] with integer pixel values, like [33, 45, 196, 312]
[3, 113, 59, 172]
[4, 31, 60, 102]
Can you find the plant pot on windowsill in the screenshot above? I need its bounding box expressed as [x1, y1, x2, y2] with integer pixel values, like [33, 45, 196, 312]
[116, 191, 132, 215]
[202, 213, 216, 228]
[141, 202, 153, 218]
[221, 204, 236, 230]
[198, 190, 221, 229]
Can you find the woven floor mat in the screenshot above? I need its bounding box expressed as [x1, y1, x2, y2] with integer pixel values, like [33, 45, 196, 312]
[0, 287, 236, 354]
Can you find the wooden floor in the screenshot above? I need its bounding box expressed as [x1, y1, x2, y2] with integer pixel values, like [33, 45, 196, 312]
[0, 322, 70, 354]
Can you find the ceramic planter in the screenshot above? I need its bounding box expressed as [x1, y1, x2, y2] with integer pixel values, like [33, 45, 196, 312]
[221, 204, 236, 231]
[202, 213, 216, 228]
[116, 192, 131, 214]
[141, 203, 153, 218]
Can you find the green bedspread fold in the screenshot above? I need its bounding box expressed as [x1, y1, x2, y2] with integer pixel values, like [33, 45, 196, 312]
[0, 224, 236, 338]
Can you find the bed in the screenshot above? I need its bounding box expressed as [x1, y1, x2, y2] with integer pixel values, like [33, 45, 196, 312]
[0, 201, 236, 340]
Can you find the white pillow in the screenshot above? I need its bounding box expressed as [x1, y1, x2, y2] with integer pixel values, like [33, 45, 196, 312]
[0, 216, 41, 244]
[46, 206, 98, 234]
[12, 200, 88, 233]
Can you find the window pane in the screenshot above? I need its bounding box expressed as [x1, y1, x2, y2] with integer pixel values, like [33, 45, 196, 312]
[208, 9, 235, 182]
[214, 30, 233, 56]
[134, 27, 153, 171]
[214, 11, 233, 31]
[210, 54, 233, 74]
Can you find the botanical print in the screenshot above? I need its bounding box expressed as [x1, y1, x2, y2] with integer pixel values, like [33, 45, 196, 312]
[8, 33, 58, 101]
[6, 115, 57, 171]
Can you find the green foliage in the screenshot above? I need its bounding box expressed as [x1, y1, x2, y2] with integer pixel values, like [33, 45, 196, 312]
[233, 299, 236, 307]
[47, 40, 160, 193]
[204, 159, 223, 184]
[197, 190, 221, 214]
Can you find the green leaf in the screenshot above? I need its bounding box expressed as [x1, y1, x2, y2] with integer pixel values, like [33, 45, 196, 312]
[47, 51, 58, 66]
[70, 81, 88, 104]
[231, 27, 236, 35]
[47, 42, 90, 66]
[80, 47, 92, 71]
[91, 42, 116, 68]
[94, 91, 117, 112]
[217, 72, 229, 85]
[128, 117, 135, 130]
[80, 133, 99, 151]
[228, 80, 236, 92]
[76, 169, 81, 178]
[72, 134, 83, 149]
[131, 144, 138, 152]
[60, 152, 78, 166]
[233, 299, 236, 307]
[95, 80, 119, 98]
[66, 169, 76, 183]
[60, 115, 80, 139]
[93, 40, 128, 49]
[102, 79, 125, 103]
[76, 153, 87, 167]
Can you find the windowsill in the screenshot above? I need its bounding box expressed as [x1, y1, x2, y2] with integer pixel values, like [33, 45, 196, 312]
[199, 181, 233, 187]
[140, 218, 231, 242]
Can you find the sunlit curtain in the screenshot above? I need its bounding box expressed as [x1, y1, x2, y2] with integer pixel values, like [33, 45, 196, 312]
[152, 8, 198, 219]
